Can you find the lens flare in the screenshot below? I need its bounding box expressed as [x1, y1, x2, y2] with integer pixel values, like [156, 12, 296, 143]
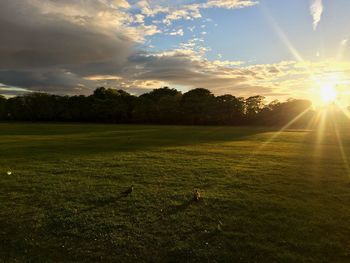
[320, 84, 337, 104]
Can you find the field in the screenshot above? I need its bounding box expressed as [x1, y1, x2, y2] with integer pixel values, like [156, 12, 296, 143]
[0, 123, 350, 262]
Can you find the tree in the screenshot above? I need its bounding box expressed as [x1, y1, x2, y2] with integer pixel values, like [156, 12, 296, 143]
[0, 95, 6, 120]
[133, 87, 181, 123]
[91, 88, 134, 123]
[25, 93, 57, 121]
[0, 86, 314, 127]
[245, 95, 265, 115]
[6, 96, 32, 120]
[260, 99, 312, 126]
[181, 88, 216, 124]
[67, 95, 92, 121]
[245, 95, 265, 123]
[215, 95, 245, 125]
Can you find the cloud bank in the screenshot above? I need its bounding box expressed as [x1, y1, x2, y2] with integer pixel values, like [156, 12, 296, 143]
[0, 0, 265, 97]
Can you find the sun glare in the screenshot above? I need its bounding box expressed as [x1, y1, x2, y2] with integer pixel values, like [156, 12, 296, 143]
[320, 84, 338, 104]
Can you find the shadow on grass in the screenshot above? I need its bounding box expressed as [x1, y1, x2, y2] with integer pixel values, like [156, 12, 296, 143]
[165, 199, 194, 215]
[80, 194, 133, 213]
[83, 195, 198, 215]
[165, 198, 206, 216]
[0, 124, 278, 159]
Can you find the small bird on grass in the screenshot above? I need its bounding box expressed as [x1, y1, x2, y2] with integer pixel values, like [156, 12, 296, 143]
[121, 185, 134, 197]
[193, 189, 201, 201]
[217, 220, 223, 231]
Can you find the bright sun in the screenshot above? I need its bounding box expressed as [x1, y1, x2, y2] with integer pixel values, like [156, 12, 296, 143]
[320, 84, 338, 104]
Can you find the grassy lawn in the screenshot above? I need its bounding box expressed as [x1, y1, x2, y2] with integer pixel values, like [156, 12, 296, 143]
[0, 123, 350, 262]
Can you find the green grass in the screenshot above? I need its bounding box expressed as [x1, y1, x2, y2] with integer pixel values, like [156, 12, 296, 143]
[0, 123, 350, 262]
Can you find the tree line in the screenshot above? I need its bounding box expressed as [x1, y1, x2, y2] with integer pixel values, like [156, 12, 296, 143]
[0, 87, 314, 126]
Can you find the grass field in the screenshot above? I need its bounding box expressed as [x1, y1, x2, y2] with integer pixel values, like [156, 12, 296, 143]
[1, 122, 350, 262]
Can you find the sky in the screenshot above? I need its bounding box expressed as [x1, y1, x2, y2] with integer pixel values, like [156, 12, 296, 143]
[1, 0, 350, 106]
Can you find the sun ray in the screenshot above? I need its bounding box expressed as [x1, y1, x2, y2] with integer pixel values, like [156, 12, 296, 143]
[335, 101, 350, 120]
[261, 5, 304, 63]
[306, 112, 321, 130]
[234, 106, 314, 171]
[337, 39, 348, 61]
[332, 115, 350, 177]
[252, 107, 313, 155]
[261, 3, 322, 100]
[315, 109, 328, 147]
[305, 109, 328, 170]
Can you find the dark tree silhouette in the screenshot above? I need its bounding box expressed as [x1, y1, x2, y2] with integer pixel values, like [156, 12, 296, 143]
[0, 86, 315, 127]
[133, 87, 181, 123]
[181, 88, 216, 124]
[91, 88, 134, 123]
[215, 95, 245, 125]
[260, 99, 312, 126]
[0, 95, 6, 120]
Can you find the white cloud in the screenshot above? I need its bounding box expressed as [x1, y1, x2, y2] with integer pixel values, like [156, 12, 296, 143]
[134, 14, 145, 24]
[137, 0, 169, 17]
[141, 0, 258, 26]
[203, 0, 258, 9]
[107, 0, 130, 9]
[188, 26, 196, 32]
[310, 0, 323, 30]
[169, 29, 184, 36]
[341, 39, 348, 46]
[163, 4, 202, 26]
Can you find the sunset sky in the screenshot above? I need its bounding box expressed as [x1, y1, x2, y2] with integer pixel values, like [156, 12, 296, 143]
[1, 0, 350, 106]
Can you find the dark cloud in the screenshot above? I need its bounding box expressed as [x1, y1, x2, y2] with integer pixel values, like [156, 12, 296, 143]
[0, 70, 93, 94]
[121, 52, 266, 94]
[0, 0, 134, 93]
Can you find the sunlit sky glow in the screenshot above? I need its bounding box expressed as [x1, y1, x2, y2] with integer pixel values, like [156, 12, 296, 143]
[1, 0, 350, 107]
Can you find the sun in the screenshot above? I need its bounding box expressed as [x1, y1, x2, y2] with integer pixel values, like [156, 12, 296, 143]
[320, 84, 338, 104]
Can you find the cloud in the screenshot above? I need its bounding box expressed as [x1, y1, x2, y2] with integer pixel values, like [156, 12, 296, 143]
[0, 70, 94, 94]
[203, 0, 258, 9]
[95, 48, 288, 97]
[0, 0, 138, 94]
[168, 29, 184, 36]
[110, 52, 350, 104]
[163, 4, 202, 25]
[0, 84, 32, 97]
[310, 0, 323, 30]
[0, 0, 163, 68]
[137, 0, 169, 17]
[341, 39, 348, 46]
[139, 0, 258, 26]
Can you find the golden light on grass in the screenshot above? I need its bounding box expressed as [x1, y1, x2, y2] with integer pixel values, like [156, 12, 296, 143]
[332, 118, 350, 176]
[310, 99, 350, 178]
[249, 106, 313, 158]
